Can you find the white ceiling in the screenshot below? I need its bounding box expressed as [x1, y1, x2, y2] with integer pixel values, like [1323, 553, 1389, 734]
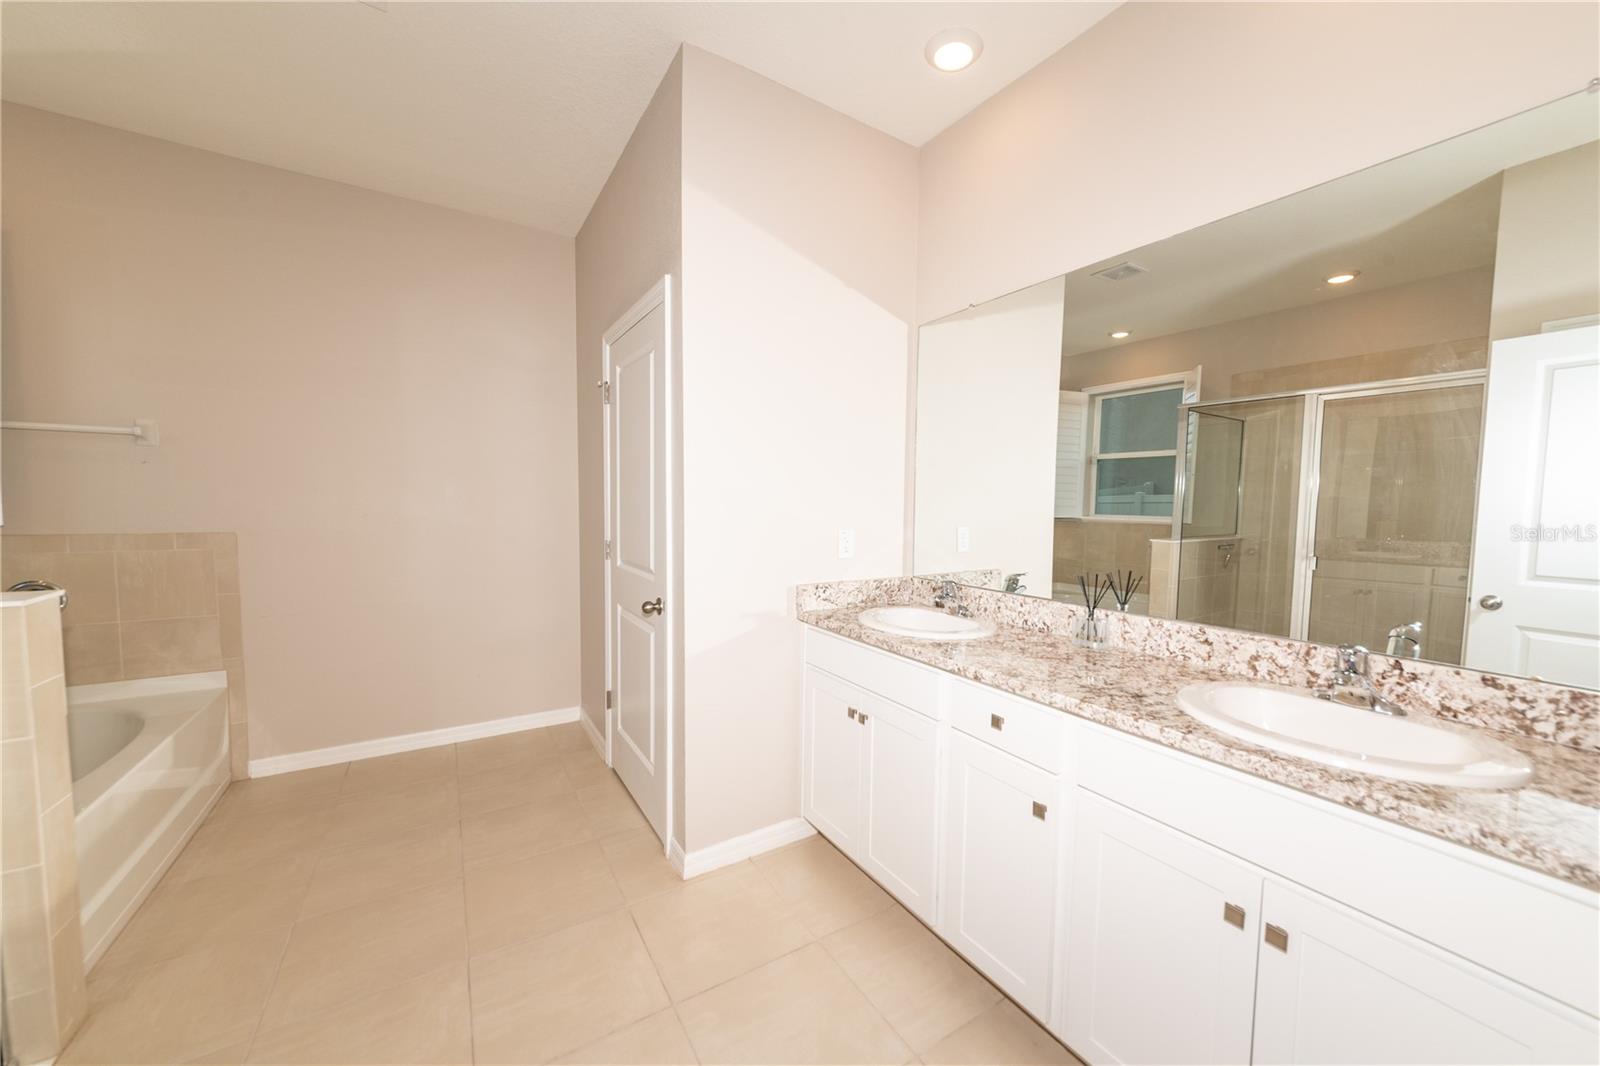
[1058, 89, 1600, 358]
[0, 1, 1119, 236]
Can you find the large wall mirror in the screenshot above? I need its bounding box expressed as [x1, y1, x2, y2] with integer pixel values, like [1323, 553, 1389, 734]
[913, 87, 1600, 690]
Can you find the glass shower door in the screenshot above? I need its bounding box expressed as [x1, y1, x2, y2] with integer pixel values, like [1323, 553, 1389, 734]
[1305, 382, 1484, 664]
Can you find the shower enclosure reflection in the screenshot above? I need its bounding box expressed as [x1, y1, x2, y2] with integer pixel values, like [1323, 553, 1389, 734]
[1173, 378, 1484, 664]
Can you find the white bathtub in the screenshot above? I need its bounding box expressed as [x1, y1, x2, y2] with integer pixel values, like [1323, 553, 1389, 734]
[68, 671, 230, 968]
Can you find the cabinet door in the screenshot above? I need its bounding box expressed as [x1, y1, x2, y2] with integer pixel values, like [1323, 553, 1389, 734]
[1254, 880, 1598, 1065]
[1063, 792, 1261, 1066]
[801, 668, 865, 854]
[860, 695, 940, 923]
[941, 730, 1061, 1018]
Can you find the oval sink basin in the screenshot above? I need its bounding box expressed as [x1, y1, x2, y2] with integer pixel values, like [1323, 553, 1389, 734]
[859, 606, 997, 641]
[1175, 682, 1533, 790]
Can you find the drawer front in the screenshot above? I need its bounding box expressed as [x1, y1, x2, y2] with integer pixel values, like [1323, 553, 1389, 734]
[948, 678, 1065, 773]
[805, 628, 942, 717]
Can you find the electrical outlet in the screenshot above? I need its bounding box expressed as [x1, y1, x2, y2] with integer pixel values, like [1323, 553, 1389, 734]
[957, 526, 971, 553]
[837, 528, 855, 559]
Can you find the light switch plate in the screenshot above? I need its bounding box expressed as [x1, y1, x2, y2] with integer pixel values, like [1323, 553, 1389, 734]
[837, 528, 855, 559]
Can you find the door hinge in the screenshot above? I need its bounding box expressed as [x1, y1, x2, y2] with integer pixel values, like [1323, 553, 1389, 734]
[598, 380, 612, 404]
[605, 689, 613, 710]
[603, 539, 612, 559]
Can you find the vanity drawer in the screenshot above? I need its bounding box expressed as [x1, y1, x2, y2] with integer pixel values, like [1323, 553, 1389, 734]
[804, 628, 942, 717]
[947, 679, 1065, 773]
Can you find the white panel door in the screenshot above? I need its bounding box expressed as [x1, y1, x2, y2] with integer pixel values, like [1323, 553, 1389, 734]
[1466, 326, 1600, 687]
[940, 730, 1060, 1018]
[606, 291, 671, 844]
[859, 695, 940, 923]
[1063, 792, 1261, 1066]
[1254, 879, 1598, 1064]
[801, 668, 865, 854]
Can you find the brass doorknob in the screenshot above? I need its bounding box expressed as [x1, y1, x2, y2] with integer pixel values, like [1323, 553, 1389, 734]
[641, 597, 664, 617]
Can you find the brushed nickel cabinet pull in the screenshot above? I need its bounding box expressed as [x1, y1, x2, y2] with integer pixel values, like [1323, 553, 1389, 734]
[1223, 903, 1245, 929]
[858, 712, 870, 725]
[990, 713, 1005, 731]
[1032, 801, 1047, 820]
[847, 707, 858, 721]
[1265, 924, 1289, 952]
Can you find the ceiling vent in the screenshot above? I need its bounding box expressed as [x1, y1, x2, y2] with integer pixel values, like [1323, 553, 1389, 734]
[1091, 261, 1148, 282]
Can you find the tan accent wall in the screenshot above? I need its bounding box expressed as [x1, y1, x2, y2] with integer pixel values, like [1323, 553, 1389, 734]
[1, 531, 251, 777]
[1, 595, 88, 1061]
[1051, 519, 1165, 599]
[916, 2, 1599, 323]
[0, 104, 579, 762]
[1061, 268, 1493, 400]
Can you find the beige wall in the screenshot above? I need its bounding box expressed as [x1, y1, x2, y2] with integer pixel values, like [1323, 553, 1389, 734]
[1490, 141, 1600, 339]
[574, 54, 686, 844]
[917, 2, 1599, 323]
[679, 48, 918, 851]
[1, 105, 580, 761]
[1062, 267, 1494, 399]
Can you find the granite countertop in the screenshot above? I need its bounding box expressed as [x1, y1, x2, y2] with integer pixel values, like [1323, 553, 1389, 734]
[799, 602, 1600, 892]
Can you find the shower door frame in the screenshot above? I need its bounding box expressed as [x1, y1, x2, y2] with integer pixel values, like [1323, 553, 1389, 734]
[1174, 369, 1487, 642]
[1289, 370, 1488, 643]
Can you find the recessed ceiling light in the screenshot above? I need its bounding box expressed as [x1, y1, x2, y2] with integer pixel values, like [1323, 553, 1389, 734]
[926, 29, 983, 73]
[1325, 271, 1360, 285]
[1109, 330, 1131, 340]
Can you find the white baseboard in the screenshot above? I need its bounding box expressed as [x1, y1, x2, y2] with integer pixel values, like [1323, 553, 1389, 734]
[578, 707, 607, 761]
[248, 705, 581, 778]
[671, 817, 816, 879]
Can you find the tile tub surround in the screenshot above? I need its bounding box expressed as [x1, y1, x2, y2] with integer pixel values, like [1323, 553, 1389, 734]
[795, 578, 1600, 891]
[2, 590, 89, 1062]
[0, 532, 251, 779]
[57, 727, 1078, 1066]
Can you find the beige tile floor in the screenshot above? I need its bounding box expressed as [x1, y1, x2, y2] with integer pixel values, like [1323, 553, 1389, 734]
[60, 723, 1082, 1065]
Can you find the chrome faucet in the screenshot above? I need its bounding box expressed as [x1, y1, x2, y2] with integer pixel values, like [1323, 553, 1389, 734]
[1003, 572, 1027, 595]
[7, 578, 66, 609]
[1386, 621, 1423, 660]
[1315, 644, 1404, 716]
[932, 580, 971, 617]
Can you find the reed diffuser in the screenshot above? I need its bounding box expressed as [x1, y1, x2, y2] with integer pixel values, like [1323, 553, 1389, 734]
[1106, 570, 1142, 613]
[1075, 573, 1111, 649]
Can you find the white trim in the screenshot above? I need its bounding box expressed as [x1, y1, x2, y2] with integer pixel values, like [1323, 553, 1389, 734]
[247, 706, 580, 778]
[670, 817, 817, 880]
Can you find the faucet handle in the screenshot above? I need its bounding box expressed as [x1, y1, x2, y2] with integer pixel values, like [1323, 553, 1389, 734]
[939, 580, 958, 598]
[1336, 644, 1369, 677]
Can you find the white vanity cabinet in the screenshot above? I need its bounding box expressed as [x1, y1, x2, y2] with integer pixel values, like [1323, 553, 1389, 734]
[799, 628, 1599, 1066]
[1062, 793, 1260, 1065]
[800, 663, 941, 923]
[941, 729, 1062, 1018]
[800, 666, 867, 851]
[1252, 880, 1597, 1065]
